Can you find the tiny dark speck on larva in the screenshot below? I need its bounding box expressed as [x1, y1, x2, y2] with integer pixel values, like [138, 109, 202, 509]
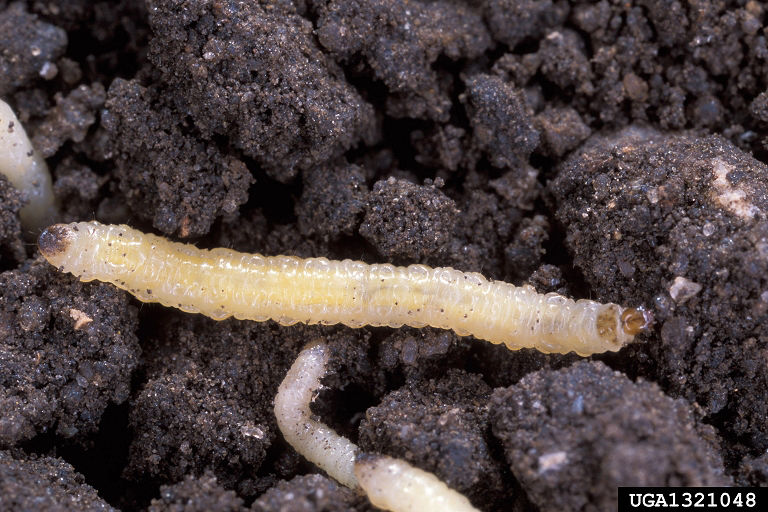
[38, 224, 74, 258]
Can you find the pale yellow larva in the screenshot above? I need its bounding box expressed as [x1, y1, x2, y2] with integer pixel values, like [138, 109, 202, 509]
[354, 454, 480, 512]
[38, 221, 651, 356]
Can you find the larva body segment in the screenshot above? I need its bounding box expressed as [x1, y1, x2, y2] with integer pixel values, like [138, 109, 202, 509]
[274, 341, 359, 489]
[354, 454, 480, 512]
[38, 221, 649, 356]
[0, 99, 57, 230]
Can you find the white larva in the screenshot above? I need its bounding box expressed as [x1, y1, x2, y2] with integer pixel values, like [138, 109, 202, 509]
[275, 341, 481, 512]
[354, 454, 480, 512]
[273, 341, 359, 489]
[0, 98, 57, 230]
[38, 221, 651, 356]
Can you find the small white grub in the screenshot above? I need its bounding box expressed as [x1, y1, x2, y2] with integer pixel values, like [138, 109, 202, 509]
[274, 342, 358, 489]
[354, 454, 480, 512]
[0, 99, 57, 230]
[68, 308, 93, 330]
[668, 276, 703, 303]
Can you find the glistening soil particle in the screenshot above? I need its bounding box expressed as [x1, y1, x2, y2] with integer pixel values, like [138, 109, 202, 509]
[359, 177, 459, 261]
[738, 452, 768, 487]
[3, 0, 768, 509]
[462, 74, 540, 169]
[481, 0, 567, 48]
[296, 161, 368, 242]
[534, 106, 592, 159]
[314, 0, 491, 121]
[31, 83, 106, 158]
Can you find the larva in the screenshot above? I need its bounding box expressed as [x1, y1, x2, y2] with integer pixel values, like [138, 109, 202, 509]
[0, 99, 57, 230]
[276, 341, 480, 512]
[354, 454, 480, 512]
[274, 341, 359, 489]
[38, 221, 651, 356]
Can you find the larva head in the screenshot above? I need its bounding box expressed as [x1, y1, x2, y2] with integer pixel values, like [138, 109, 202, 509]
[594, 304, 652, 350]
[621, 307, 653, 336]
[38, 221, 146, 280]
[38, 223, 76, 268]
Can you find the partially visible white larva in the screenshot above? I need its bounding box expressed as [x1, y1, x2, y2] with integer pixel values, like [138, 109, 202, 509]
[275, 341, 481, 512]
[274, 341, 359, 489]
[38, 221, 651, 356]
[354, 454, 480, 512]
[0, 99, 57, 230]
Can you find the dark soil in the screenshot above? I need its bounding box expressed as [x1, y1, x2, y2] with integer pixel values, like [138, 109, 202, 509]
[1, 0, 766, 510]
[490, 361, 729, 512]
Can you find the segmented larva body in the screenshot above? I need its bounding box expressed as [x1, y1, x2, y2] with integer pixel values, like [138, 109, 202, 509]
[354, 454, 480, 512]
[0, 99, 57, 230]
[38, 221, 650, 356]
[274, 341, 359, 489]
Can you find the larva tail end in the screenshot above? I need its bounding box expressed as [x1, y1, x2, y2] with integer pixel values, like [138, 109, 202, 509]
[38, 224, 74, 260]
[621, 307, 653, 336]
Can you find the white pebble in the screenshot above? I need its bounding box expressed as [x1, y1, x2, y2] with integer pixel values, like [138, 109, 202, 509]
[668, 276, 702, 303]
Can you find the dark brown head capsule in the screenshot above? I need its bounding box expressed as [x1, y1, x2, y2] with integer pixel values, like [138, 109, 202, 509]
[38, 224, 74, 259]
